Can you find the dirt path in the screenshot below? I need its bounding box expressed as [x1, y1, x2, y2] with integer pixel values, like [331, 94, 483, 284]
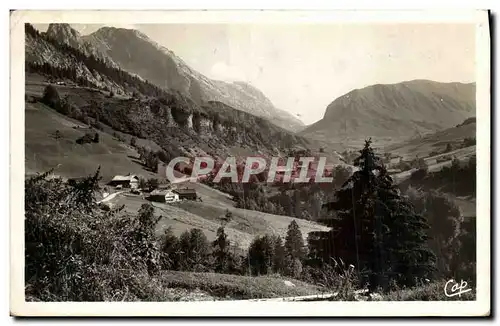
[97, 191, 124, 204]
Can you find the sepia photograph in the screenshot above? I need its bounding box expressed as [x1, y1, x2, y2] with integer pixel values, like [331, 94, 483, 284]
[9, 10, 490, 317]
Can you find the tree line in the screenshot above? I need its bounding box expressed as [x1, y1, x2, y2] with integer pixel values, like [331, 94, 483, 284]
[25, 139, 476, 301]
[26, 23, 166, 98]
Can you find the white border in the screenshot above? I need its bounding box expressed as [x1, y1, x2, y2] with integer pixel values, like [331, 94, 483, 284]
[9, 10, 491, 317]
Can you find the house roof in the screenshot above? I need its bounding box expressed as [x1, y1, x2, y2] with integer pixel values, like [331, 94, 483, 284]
[151, 189, 177, 195]
[111, 174, 139, 182]
[173, 188, 197, 195]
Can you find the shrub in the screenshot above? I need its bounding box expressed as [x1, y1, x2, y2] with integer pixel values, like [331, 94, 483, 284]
[463, 137, 476, 147]
[410, 167, 428, 181]
[248, 235, 274, 276]
[147, 178, 159, 191]
[177, 229, 211, 272]
[25, 169, 171, 301]
[76, 133, 94, 145]
[304, 258, 360, 300]
[42, 85, 61, 109]
[53, 130, 61, 140]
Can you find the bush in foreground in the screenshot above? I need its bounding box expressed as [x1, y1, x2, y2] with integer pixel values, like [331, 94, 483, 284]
[25, 169, 169, 301]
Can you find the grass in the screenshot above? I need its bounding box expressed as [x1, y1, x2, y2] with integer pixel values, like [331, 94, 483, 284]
[176, 200, 330, 248]
[384, 280, 476, 301]
[385, 122, 476, 160]
[105, 184, 329, 251]
[24, 171, 325, 302]
[157, 270, 323, 300]
[25, 100, 158, 181]
[26, 172, 472, 303]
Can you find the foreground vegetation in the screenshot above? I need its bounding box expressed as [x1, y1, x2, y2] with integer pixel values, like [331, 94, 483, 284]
[24, 168, 323, 301]
[25, 142, 475, 302]
[157, 271, 322, 300]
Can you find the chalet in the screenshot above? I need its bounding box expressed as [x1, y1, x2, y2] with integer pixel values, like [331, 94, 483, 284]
[108, 174, 140, 189]
[173, 188, 197, 201]
[149, 189, 180, 203]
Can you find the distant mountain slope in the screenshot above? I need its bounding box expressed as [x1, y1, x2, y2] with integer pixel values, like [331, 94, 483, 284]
[385, 117, 476, 159]
[25, 22, 314, 164]
[83, 26, 304, 132]
[300, 80, 476, 144]
[25, 23, 159, 97]
[25, 72, 311, 164]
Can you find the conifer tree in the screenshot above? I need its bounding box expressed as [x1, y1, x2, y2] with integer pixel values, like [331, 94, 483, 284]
[212, 226, 231, 273]
[272, 235, 286, 274]
[322, 139, 436, 290]
[178, 230, 192, 271]
[188, 228, 209, 272]
[135, 203, 162, 274]
[248, 235, 274, 275]
[284, 220, 306, 261]
[42, 85, 61, 109]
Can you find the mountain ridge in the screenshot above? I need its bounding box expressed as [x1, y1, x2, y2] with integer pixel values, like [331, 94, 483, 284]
[300, 79, 476, 145]
[25, 23, 315, 164]
[82, 26, 305, 132]
[45, 23, 120, 69]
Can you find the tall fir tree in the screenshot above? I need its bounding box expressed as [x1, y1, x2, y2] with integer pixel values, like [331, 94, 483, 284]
[322, 139, 436, 290]
[248, 235, 275, 276]
[272, 235, 286, 274]
[284, 220, 306, 261]
[188, 228, 210, 272]
[178, 230, 192, 271]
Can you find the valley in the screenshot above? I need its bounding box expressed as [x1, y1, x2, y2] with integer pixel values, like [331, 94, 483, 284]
[23, 22, 478, 303]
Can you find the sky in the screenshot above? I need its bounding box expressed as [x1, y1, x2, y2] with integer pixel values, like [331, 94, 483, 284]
[35, 23, 476, 125]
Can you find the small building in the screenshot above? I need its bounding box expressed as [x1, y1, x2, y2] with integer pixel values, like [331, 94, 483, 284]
[108, 174, 140, 189]
[149, 189, 180, 203]
[173, 188, 197, 201]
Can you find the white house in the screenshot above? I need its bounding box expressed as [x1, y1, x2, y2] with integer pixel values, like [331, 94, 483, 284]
[149, 189, 180, 203]
[165, 190, 180, 203]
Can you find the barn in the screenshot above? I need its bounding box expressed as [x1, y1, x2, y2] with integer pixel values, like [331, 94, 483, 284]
[108, 174, 140, 189]
[173, 188, 197, 201]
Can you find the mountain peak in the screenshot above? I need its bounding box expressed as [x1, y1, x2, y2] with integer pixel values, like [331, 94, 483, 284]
[91, 26, 150, 41]
[300, 80, 475, 145]
[44, 23, 119, 69]
[83, 27, 305, 132]
[46, 23, 82, 48]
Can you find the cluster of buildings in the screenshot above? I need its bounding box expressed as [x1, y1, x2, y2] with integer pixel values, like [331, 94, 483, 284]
[107, 173, 197, 203]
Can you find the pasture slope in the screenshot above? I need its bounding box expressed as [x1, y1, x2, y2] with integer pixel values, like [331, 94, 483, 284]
[25, 97, 330, 252]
